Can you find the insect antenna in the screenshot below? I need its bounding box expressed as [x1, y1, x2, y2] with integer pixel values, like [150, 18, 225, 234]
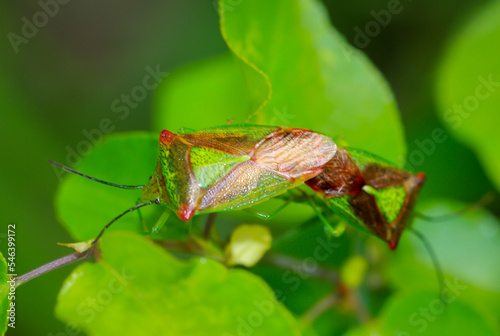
[415, 192, 495, 222]
[91, 200, 156, 247]
[408, 228, 445, 294]
[48, 159, 145, 189]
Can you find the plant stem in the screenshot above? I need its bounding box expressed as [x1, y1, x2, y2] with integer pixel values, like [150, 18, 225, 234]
[204, 213, 217, 240]
[299, 291, 339, 327]
[349, 289, 371, 323]
[13, 236, 212, 288]
[263, 253, 339, 283]
[154, 239, 191, 252]
[14, 251, 88, 287]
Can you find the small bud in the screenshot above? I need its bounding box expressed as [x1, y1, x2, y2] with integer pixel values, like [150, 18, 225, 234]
[58, 240, 93, 253]
[225, 224, 272, 267]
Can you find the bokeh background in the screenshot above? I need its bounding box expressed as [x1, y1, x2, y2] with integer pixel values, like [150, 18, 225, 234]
[0, 0, 498, 335]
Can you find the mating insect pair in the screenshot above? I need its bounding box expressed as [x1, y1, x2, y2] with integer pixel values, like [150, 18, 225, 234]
[51, 125, 425, 251]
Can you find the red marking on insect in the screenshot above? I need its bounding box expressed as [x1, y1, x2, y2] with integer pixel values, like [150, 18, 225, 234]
[388, 236, 399, 251]
[416, 172, 426, 184]
[160, 130, 176, 145]
[177, 204, 196, 222]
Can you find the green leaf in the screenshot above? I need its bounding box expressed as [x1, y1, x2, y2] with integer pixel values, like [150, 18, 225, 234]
[56, 232, 302, 336]
[378, 291, 498, 336]
[387, 200, 500, 318]
[0, 252, 10, 335]
[56, 132, 172, 241]
[341, 289, 499, 336]
[220, 0, 406, 163]
[341, 324, 378, 336]
[153, 54, 251, 133]
[436, 0, 500, 191]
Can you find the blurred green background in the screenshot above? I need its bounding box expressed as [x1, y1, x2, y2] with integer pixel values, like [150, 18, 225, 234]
[0, 0, 498, 335]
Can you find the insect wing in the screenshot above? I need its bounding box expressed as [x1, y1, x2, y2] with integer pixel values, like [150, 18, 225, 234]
[198, 127, 337, 213]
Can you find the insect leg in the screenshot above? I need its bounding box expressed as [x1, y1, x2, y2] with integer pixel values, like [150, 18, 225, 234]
[296, 189, 345, 236]
[150, 209, 171, 234]
[305, 197, 337, 234]
[243, 195, 297, 220]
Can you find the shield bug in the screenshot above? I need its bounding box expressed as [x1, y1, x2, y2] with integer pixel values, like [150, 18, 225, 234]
[52, 125, 337, 245]
[305, 148, 425, 250]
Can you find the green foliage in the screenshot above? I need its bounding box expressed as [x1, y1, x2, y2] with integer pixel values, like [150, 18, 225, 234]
[154, 54, 250, 133]
[222, 0, 406, 162]
[388, 201, 500, 317]
[436, 0, 500, 191]
[56, 232, 301, 336]
[345, 290, 498, 335]
[156, 0, 406, 164]
[378, 291, 498, 335]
